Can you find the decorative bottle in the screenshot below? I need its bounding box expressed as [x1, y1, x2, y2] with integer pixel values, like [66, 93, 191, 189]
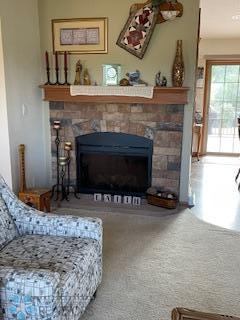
[172, 40, 184, 87]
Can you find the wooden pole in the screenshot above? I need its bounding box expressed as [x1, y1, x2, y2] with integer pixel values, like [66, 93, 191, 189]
[19, 144, 27, 192]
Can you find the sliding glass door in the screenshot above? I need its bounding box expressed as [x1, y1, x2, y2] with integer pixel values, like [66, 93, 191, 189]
[207, 63, 240, 154]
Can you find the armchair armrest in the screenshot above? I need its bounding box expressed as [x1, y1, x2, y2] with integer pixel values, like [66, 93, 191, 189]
[0, 177, 102, 243]
[20, 211, 102, 243]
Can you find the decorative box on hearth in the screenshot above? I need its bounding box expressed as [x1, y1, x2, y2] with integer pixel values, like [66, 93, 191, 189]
[146, 188, 178, 209]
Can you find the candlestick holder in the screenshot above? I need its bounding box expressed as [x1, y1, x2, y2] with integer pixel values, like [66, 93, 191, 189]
[54, 67, 61, 85]
[53, 52, 61, 85]
[60, 165, 67, 200]
[59, 157, 69, 201]
[62, 51, 70, 85]
[51, 121, 62, 200]
[62, 67, 71, 85]
[52, 133, 80, 201]
[45, 67, 53, 85]
[44, 51, 53, 85]
[64, 142, 80, 199]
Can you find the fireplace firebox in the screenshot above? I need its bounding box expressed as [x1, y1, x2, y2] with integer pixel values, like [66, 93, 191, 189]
[76, 132, 153, 196]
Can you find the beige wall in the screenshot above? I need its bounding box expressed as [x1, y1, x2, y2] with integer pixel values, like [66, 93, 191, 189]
[38, 0, 200, 202]
[0, 20, 12, 187]
[0, 0, 49, 191]
[38, 0, 199, 86]
[196, 38, 240, 115]
[199, 39, 240, 63]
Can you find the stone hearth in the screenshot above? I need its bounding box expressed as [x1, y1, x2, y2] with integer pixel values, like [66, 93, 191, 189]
[50, 102, 184, 195]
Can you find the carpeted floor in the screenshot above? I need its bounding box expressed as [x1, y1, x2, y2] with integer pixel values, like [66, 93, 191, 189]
[56, 207, 240, 320]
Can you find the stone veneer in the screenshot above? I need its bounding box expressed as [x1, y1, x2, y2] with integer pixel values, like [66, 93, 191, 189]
[49, 101, 184, 195]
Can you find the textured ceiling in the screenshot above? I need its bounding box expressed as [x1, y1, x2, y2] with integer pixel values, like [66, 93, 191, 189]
[200, 0, 240, 38]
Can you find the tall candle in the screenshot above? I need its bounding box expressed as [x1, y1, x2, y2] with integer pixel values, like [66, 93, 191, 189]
[64, 51, 67, 70]
[55, 51, 59, 69]
[45, 51, 49, 69]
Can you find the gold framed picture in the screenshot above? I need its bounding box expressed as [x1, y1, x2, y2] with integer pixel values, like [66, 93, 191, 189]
[52, 18, 108, 54]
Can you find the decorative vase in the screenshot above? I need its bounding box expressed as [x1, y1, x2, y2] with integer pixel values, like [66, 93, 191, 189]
[172, 40, 184, 87]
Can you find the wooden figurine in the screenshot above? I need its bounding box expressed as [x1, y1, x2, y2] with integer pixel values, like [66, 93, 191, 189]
[18, 144, 51, 212]
[155, 71, 161, 86]
[83, 68, 91, 85]
[161, 76, 167, 87]
[74, 60, 82, 85]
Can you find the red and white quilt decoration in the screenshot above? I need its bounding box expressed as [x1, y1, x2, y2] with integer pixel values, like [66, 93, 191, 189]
[117, 5, 158, 59]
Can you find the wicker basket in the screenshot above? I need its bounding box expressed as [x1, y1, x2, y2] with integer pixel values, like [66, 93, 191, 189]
[146, 193, 178, 209]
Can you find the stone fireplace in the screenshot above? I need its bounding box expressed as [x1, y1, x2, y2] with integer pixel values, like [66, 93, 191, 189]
[49, 101, 184, 196]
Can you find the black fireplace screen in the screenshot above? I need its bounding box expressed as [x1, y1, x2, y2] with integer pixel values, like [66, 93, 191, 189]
[76, 132, 153, 195]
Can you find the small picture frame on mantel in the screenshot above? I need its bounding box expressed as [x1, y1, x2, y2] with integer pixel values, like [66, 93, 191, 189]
[102, 64, 121, 86]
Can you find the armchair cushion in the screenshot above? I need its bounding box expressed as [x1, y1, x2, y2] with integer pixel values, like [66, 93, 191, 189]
[0, 234, 102, 316]
[0, 196, 19, 250]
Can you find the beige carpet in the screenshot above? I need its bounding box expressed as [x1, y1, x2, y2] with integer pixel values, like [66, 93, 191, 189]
[56, 207, 240, 320]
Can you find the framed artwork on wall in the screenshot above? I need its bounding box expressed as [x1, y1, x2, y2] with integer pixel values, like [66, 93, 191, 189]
[116, 4, 158, 59]
[52, 17, 108, 54]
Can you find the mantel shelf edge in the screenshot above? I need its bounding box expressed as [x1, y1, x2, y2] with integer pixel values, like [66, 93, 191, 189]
[39, 85, 189, 105]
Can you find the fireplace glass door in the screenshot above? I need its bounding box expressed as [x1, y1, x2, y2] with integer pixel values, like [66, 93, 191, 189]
[76, 132, 153, 195]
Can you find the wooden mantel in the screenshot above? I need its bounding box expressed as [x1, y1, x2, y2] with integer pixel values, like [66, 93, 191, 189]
[39, 85, 189, 105]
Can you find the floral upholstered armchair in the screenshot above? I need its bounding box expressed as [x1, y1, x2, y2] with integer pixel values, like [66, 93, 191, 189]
[0, 175, 102, 320]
